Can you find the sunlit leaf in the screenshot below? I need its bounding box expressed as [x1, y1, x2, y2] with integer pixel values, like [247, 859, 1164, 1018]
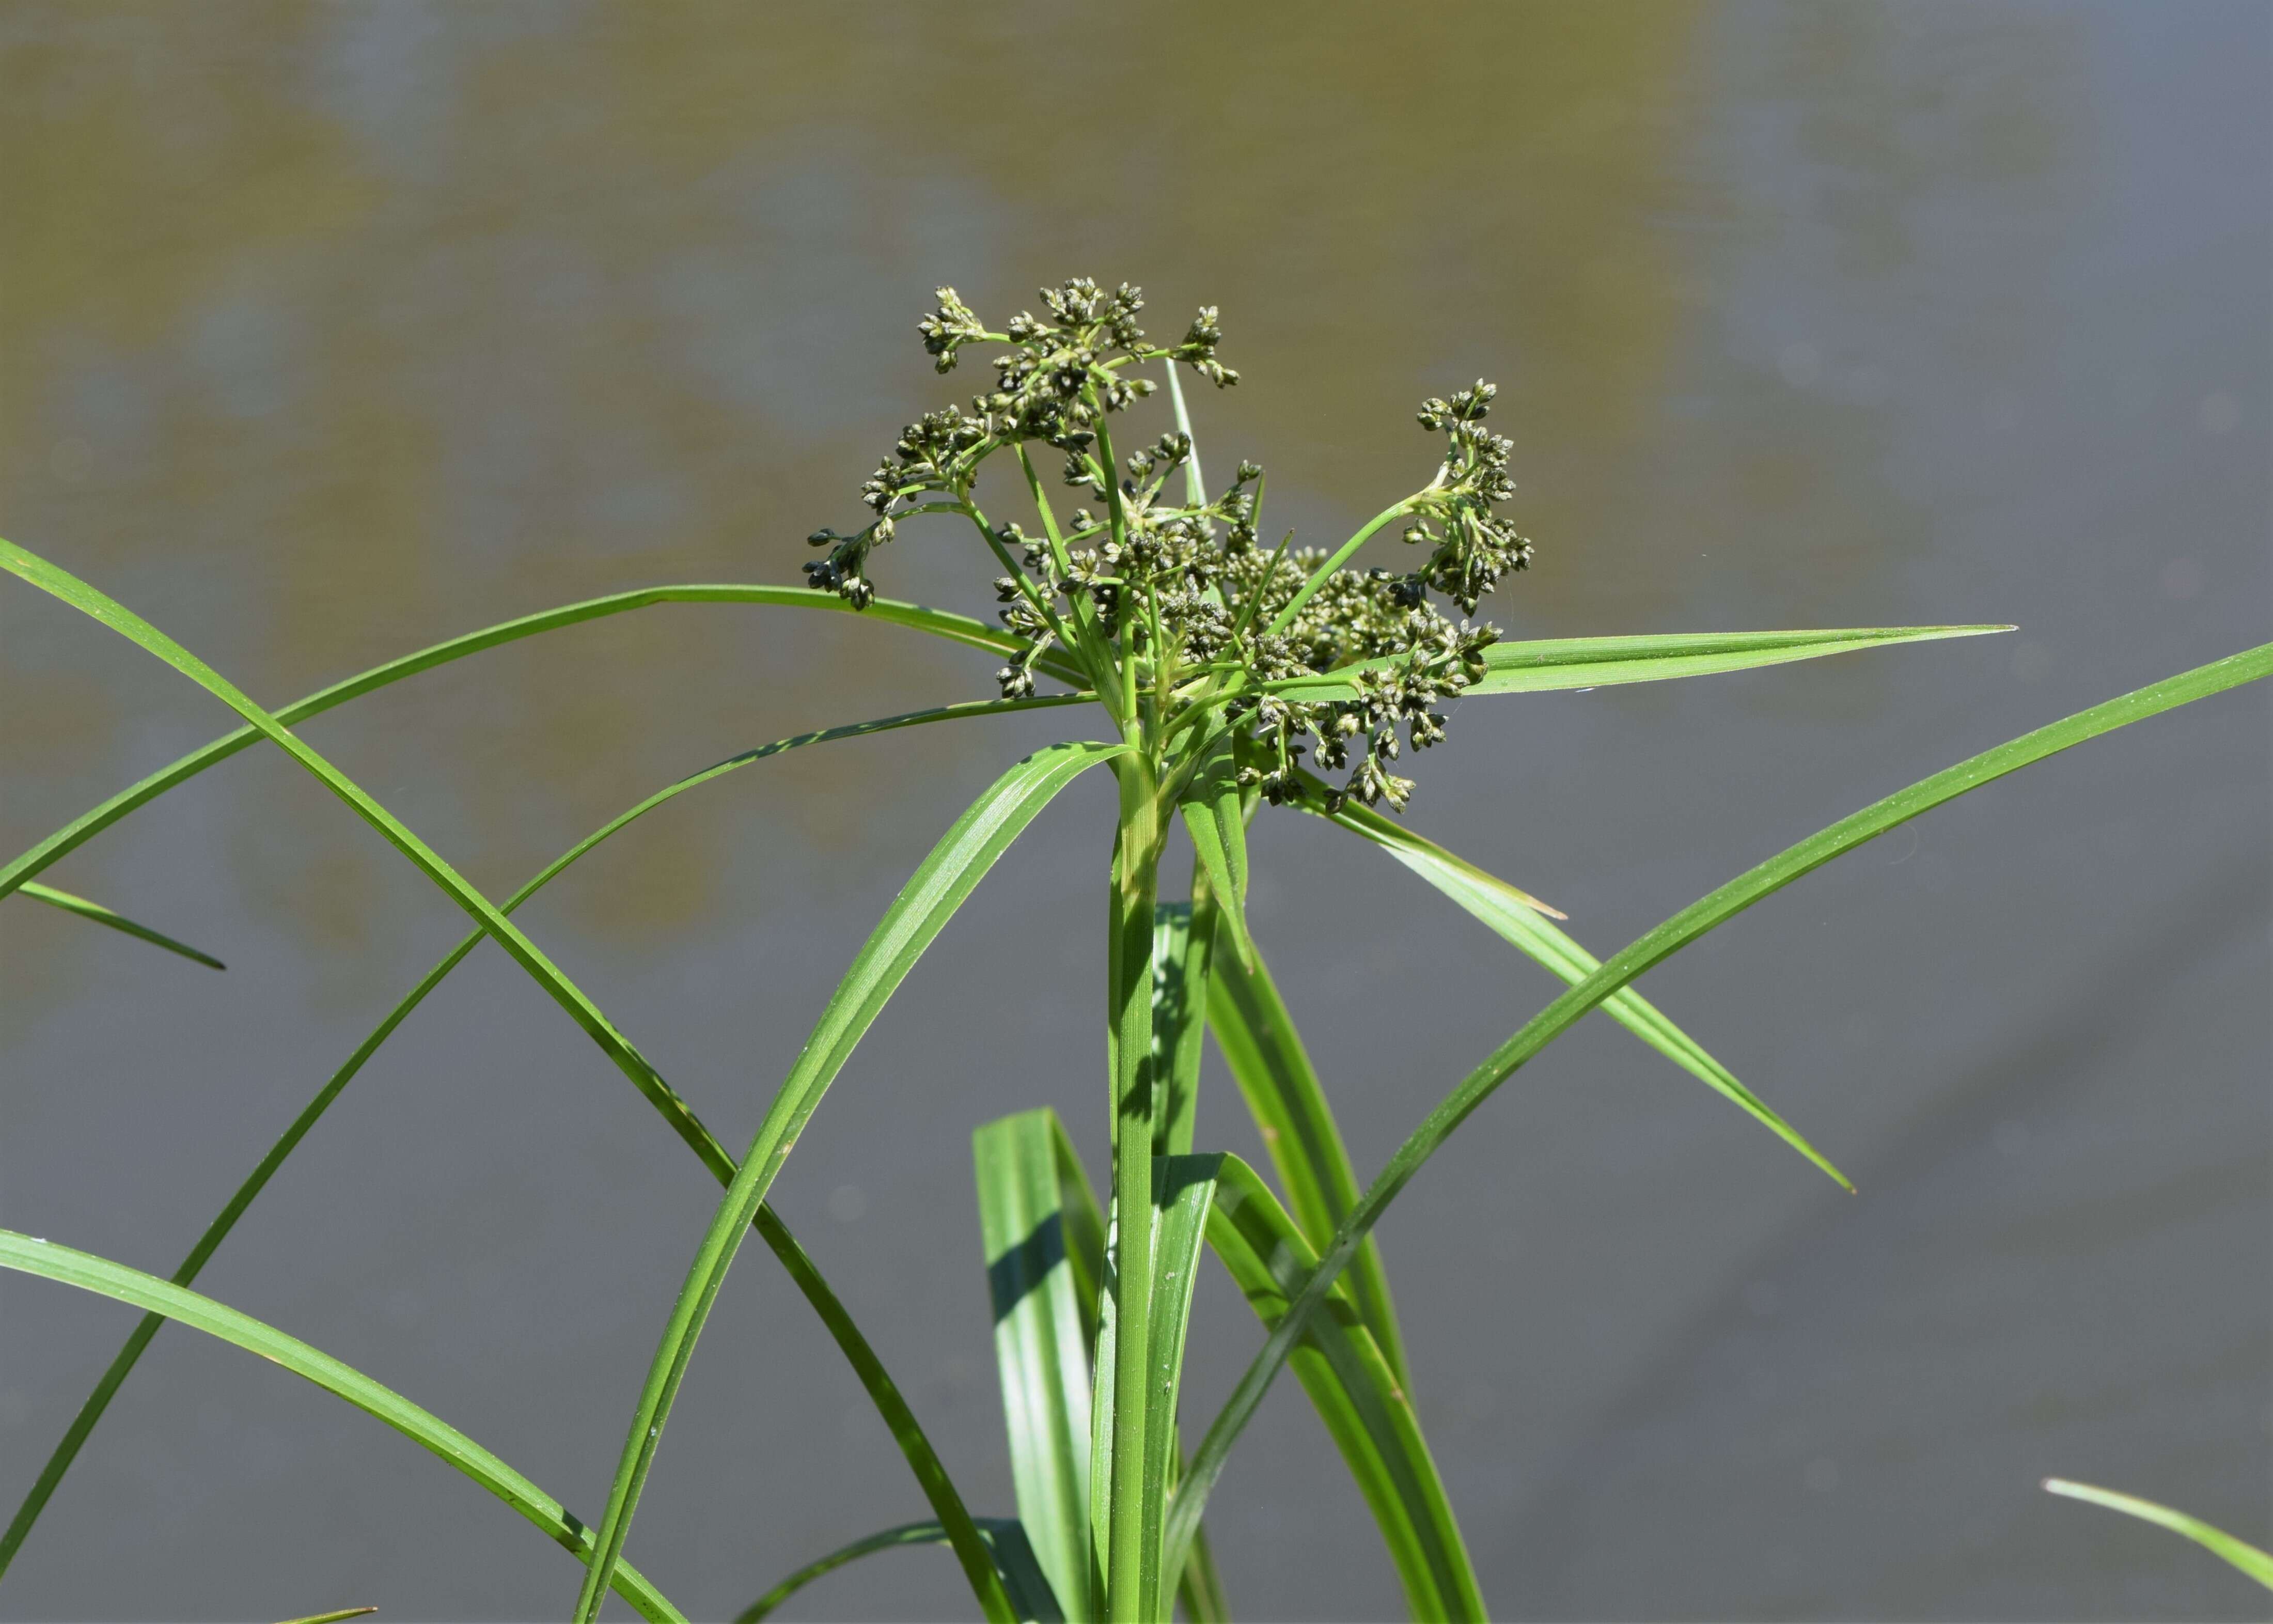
[1168, 641, 2273, 1568]
[17, 881, 225, 970]
[0, 1230, 683, 1624]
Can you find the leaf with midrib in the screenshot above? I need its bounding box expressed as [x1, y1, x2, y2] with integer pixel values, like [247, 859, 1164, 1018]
[1261, 623, 2010, 701]
[976, 1109, 1103, 1621]
[0, 1230, 684, 1624]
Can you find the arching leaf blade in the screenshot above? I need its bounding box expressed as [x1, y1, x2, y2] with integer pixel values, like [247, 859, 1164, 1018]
[1, 577, 1081, 905]
[1316, 796, 1851, 1191]
[572, 740, 1126, 1623]
[2042, 1479, 2273, 1590]
[735, 1518, 1065, 1624]
[0, 698, 1074, 1611]
[1168, 641, 2273, 1568]
[0, 1230, 684, 1624]
[1263, 624, 2011, 703]
[17, 881, 225, 970]
[1202, 1155, 1483, 1621]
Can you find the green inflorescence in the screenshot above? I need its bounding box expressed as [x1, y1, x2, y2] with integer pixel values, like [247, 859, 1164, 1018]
[802, 277, 1534, 811]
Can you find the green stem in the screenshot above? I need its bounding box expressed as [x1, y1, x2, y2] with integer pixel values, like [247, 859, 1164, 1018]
[1264, 496, 1418, 635]
[1103, 757, 1165, 1620]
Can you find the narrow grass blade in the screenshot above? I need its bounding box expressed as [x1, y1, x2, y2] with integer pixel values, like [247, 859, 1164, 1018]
[2043, 1480, 2273, 1590]
[1, 549, 1033, 1612]
[0, 698, 1073, 1598]
[736, 1519, 1065, 1624]
[3, 539, 1043, 1616]
[1169, 642, 2273, 1566]
[1206, 939, 1410, 1391]
[1263, 624, 2011, 702]
[573, 740, 1125, 1624]
[17, 880, 225, 970]
[1, 578, 1083, 905]
[0, 1230, 684, 1624]
[0, 536, 737, 1192]
[976, 1111, 1104, 1620]
[1318, 796, 1851, 1191]
[1201, 1156, 1482, 1620]
[273, 1611, 377, 1624]
[1177, 734, 1255, 973]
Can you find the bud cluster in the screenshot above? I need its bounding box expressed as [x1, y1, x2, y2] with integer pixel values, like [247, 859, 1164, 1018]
[801, 279, 1533, 812]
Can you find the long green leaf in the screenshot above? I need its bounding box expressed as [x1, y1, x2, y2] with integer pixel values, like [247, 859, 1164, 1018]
[0, 1230, 683, 1623]
[573, 739, 1126, 1623]
[2042, 1479, 2273, 1589]
[976, 1110, 1105, 1620]
[1205, 939, 1409, 1391]
[1, 579, 1083, 905]
[1317, 795, 1851, 1191]
[1204, 1155, 1482, 1620]
[0, 536, 741, 1196]
[1166, 642, 2273, 1574]
[736, 1518, 1066, 1624]
[17, 880, 225, 970]
[1177, 733, 1255, 973]
[0, 697, 1079, 1605]
[1263, 624, 2010, 702]
[0, 539, 1058, 1613]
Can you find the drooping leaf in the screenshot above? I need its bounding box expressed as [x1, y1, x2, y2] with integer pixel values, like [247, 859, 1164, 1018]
[573, 740, 1126, 1624]
[1316, 794, 1851, 1191]
[976, 1111, 1106, 1620]
[735, 1519, 1067, 1624]
[0, 697, 1075, 1603]
[1206, 937, 1409, 1390]
[1202, 1156, 1483, 1620]
[1168, 642, 2273, 1566]
[17, 880, 225, 970]
[1, 576, 1084, 907]
[1262, 623, 2011, 703]
[0, 537, 747, 1198]
[0, 1230, 684, 1624]
[271, 1609, 377, 1624]
[2042, 1479, 2273, 1590]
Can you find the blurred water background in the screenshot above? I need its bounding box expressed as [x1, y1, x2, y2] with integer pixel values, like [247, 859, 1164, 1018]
[2, 3, 2267, 1618]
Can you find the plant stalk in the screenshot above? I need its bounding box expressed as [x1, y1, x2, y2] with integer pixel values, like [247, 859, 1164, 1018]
[1103, 754, 1165, 1620]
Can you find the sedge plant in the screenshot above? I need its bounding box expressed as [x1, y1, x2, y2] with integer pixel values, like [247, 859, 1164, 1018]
[1, 277, 2266, 1622]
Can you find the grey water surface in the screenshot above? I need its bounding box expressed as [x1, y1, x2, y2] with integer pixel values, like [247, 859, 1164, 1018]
[2, 3, 2267, 1619]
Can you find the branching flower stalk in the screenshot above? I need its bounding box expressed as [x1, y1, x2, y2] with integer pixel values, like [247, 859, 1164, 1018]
[806, 277, 1527, 817]
[806, 277, 1534, 1619]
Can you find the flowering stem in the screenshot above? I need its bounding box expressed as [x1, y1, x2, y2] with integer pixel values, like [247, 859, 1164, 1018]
[1103, 754, 1167, 1621]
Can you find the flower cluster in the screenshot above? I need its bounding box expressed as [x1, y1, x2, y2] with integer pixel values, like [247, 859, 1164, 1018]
[800, 279, 1531, 812]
